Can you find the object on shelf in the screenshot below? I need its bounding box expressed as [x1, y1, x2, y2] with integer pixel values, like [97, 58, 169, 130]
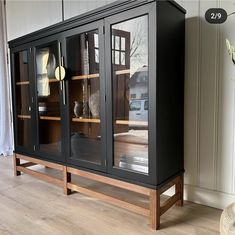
[38, 102, 60, 116]
[47, 53, 56, 78]
[36, 48, 56, 97]
[81, 101, 89, 118]
[38, 102, 47, 115]
[74, 101, 83, 118]
[89, 90, 100, 118]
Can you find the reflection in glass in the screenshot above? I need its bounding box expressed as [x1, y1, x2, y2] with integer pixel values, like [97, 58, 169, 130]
[112, 15, 149, 174]
[121, 37, 125, 51]
[14, 50, 32, 148]
[36, 48, 56, 97]
[36, 43, 61, 154]
[66, 30, 102, 164]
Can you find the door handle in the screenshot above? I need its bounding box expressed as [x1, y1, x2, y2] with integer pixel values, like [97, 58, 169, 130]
[55, 65, 65, 81]
[56, 42, 66, 105]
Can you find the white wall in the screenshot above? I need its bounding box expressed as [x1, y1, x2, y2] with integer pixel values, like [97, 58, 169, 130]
[6, 0, 235, 209]
[173, 0, 235, 209]
[6, 0, 116, 40]
[6, 0, 62, 41]
[63, 0, 115, 20]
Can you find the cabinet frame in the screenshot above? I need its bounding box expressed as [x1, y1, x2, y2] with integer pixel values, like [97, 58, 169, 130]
[30, 33, 66, 163]
[11, 44, 35, 154]
[9, 0, 185, 189]
[10, 0, 185, 230]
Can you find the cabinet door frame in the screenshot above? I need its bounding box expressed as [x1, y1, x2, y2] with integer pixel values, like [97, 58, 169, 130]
[11, 44, 36, 154]
[29, 33, 66, 163]
[105, 2, 157, 185]
[61, 20, 107, 172]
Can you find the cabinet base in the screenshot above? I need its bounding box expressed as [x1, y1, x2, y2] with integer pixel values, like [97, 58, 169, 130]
[13, 153, 184, 230]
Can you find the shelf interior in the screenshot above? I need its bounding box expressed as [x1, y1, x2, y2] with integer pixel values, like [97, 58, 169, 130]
[16, 81, 30, 85]
[71, 73, 99, 80]
[70, 70, 132, 81]
[71, 117, 147, 126]
[39, 116, 61, 121]
[17, 115, 31, 119]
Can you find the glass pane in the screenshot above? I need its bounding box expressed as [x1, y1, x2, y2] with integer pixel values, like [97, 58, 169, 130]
[36, 43, 61, 154]
[66, 30, 102, 164]
[112, 35, 114, 49]
[121, 52, 125, 65]
[121, 37, 125, 51]
[95, 49, 99, 63]
[94, 33, 99, 48]
[115, 36, 120, 50]
[111, 15, 149, 174]
[14, 50, 32, 148]
[115, 51, 120, 65]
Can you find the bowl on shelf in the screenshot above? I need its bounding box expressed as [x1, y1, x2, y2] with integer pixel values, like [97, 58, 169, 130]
[38, 102, 47, 115]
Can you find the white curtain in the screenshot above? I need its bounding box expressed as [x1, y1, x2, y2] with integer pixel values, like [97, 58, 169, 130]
[0, 0, 13, 156]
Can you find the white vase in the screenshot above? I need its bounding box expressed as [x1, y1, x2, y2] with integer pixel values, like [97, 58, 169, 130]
[88, 90, 100, 118]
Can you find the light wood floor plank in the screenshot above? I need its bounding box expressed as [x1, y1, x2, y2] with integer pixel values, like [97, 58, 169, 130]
[0, 157, 221, 235]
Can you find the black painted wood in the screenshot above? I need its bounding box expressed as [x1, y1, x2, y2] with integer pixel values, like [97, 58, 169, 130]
[156, 1, 185, 185]
[10, 0, 185, 188]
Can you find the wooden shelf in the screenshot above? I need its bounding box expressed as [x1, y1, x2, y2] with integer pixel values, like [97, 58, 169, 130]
[17, 115, 31, 119]
[48, 78, 59, 83]
[72, 118, 100, 123]
[17, 79, 59, 85]
[71, 74, 99, 80]
[16, 81, 30, 85]
[116, 120, 148, 126]
[71, 118, 147, 126]
[115, 69, 130, 76]
[40, 116, 61, 121]
[69, 69, 137, 80]
[70, 70, 132, 80]
[115, 68, 147, 76]
[37, 78, 58, 83]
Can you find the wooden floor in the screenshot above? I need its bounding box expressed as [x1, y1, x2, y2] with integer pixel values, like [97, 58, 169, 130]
[0, 156, 221, 235]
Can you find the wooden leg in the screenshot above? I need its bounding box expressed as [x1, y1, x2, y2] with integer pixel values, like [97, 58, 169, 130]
[149, 189, 160, 230]
[13, 154, 21, 176]
[175, 174, 184, 207]
[63, 166, 72, 195]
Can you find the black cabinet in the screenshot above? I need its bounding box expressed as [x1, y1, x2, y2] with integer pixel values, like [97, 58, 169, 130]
[10, 0, 185, 189]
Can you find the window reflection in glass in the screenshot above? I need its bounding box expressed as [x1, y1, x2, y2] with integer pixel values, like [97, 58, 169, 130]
[111, 15, 149, 174]
[130, 100, 141, 111]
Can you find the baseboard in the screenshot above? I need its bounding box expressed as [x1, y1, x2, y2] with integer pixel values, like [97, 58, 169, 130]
[164, 184, 235, 210]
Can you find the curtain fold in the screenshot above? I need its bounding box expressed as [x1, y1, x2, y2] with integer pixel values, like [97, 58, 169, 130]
[0, 0, 13, 156]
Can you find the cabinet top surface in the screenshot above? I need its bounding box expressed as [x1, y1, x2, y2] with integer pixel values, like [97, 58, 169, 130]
[8, 0, 186, 49]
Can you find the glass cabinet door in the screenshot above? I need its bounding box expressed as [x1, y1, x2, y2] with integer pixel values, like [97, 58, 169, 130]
[111, 15, 149, 174]
[64, 23, 105, 170]
[14, 50, 33, 149]
[35, 41, 62, 156]
[106, 4, 156, 183]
